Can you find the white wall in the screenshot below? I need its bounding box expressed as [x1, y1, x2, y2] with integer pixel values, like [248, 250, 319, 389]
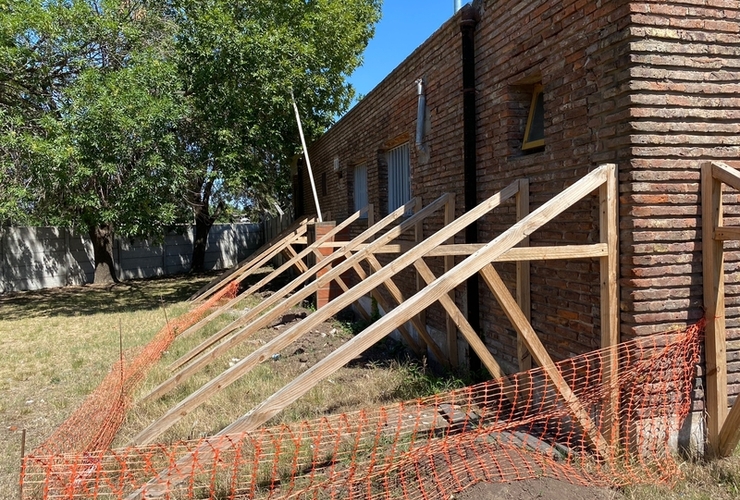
[0, 224, 262, 292]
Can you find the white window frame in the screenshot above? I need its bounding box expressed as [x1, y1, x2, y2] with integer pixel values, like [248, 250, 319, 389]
[353, 163, 368, 217]
[387, 143, 411, 213]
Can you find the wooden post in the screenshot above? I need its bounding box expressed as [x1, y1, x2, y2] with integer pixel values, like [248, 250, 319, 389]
[479, 264, 609, 457]
[444, 194, 458, 366]
[414, 198, 426, 332]
[516, 179, 531, 371]
[599, 164, 619, 444]
[703, 161, 728, 455]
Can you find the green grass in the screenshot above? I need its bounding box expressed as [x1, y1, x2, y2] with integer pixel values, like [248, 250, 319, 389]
[3, 273, 740, 499]
[0, 272, 465, 495]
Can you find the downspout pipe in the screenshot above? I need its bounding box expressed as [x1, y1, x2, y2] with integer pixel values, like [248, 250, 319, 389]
[415, 78, 426, 149]
[460, 5, 481, 373]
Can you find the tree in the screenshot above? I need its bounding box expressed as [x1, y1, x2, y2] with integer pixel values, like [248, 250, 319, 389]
[172, 0, 381, 271]
[0, 0, 381, 279]
[0, 0, 188, 283]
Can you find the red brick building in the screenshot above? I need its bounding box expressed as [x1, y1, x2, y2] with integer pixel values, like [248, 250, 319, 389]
[298, 0, 740, 443]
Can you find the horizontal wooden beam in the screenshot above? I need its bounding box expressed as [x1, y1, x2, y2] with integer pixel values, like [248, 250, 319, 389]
[715, 227, 740, 241]
[340, 242, 609, 260]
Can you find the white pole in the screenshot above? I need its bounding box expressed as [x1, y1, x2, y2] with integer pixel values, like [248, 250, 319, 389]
[290, 90, 323, 222]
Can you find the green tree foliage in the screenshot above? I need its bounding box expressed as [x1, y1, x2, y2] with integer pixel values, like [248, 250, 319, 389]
[174, 0, 381, 270]
[0, 0, 381, 277]
[0, 0, 187, 282]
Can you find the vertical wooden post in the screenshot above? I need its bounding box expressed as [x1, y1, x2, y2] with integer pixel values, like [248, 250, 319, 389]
[444, 194, 458, 366]
[310, 222, 337, 308]
[516, 179, 532, 371]
[703, 161, 727, 455]
[414, 198, 427, 340]
[599, 163, 619, 444]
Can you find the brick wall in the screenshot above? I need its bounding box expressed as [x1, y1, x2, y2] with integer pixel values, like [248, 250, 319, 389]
[623, 0, 740, 409]
[303, 0, 740, 409]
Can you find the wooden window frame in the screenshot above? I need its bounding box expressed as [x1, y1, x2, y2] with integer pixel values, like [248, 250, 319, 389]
[522, 84, 545, 151]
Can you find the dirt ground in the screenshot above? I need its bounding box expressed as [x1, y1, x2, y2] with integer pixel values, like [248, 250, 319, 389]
[455, 478, 623, 500]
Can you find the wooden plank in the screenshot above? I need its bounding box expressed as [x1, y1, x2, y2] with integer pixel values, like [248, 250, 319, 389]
[365, 254, 448, 365]
[703, 161, 728, 455]
[414, 198, 427, 339]
[189, 217, 313, 302]
[444, 194, 458, 365]
[414, 260, 507, 381]
[282, 244, 309, 273]
[170, 210, 365, 352]
[516, 178, 532, 371]
[127, 169, 604, 496]
[714, 227, 740, 241]
[133, 181, 519, 444]
[599, 164, 619, 444]
[479, 264, 609, 458]
[345, 242, 609, 259]
[719, 394, 740, 457]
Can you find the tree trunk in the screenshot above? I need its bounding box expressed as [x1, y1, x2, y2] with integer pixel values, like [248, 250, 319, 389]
[191, 204, 214, 273]
[88, 223, 119, 284]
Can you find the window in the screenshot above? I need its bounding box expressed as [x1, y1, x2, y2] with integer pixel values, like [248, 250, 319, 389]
[353, 164, 368, 216]
[387, 143, 411, 212]
[522, 84, 545, 151]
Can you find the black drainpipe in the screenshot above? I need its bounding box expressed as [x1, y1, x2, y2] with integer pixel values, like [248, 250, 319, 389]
[460, 5, 482, 375]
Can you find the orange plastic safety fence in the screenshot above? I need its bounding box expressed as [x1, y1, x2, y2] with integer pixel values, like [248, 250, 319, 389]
[22, 319, 703, 499]
[32, 281, 239, 458]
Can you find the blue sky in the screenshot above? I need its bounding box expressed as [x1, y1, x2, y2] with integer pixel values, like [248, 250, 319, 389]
[347, 1, 464, 101]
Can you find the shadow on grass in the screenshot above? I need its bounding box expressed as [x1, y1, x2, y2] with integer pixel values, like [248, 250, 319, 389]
[0, 273, 218, 320]
[0, 260, 307, 321]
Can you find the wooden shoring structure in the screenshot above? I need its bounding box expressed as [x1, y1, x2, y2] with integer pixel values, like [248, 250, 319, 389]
[131, 195, 446, 443]
[169, 207, 370, 345]
[703, 161, 740, 457]
[137, 199, 422, 407]
[188, 216, 316, 303]
[126, 164, 619, 498]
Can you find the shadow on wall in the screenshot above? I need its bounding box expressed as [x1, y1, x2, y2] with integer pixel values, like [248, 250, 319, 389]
[0, 224, 263, 295]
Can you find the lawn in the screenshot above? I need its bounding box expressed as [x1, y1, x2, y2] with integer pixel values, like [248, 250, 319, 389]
[1, 273, 739, 499]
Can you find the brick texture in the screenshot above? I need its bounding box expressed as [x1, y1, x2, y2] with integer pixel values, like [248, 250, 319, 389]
[302, 0, 740, 409]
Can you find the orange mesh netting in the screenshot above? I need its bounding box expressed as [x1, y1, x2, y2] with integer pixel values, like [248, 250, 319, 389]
[32, 281, 239, 458]
[22, 319, 703, 499]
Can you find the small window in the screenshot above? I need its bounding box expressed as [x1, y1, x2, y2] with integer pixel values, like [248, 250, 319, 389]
[387, 143, 411, 212]
[522, 84, 545, 151]
[353, 164, 368, 217]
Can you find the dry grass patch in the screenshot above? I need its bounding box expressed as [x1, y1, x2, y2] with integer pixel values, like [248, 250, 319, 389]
[1, 271, 463, 495]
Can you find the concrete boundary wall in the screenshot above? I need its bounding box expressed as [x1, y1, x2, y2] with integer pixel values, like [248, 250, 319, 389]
[0, 224, 262, 293]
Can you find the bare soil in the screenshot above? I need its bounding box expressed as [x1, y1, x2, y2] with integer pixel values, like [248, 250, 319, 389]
[455, 478, 623, 500]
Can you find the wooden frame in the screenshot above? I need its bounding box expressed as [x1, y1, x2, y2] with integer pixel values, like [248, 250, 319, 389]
[127, 164, 620, 498]
[172, 209, 365, 345]
[131, 195, 453, 444]
[702, 161, 740, 457]
[188, 216, 316, 302]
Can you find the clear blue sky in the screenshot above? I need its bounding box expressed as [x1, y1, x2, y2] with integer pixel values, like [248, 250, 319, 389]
[347, 1, 464, 101]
